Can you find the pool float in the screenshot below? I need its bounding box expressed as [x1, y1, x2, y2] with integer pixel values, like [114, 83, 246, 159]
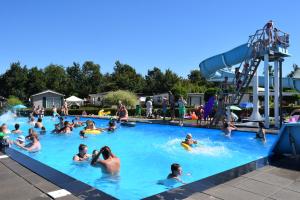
[121, 121, 136, 127]
[181, 142, 192, 151]
[191, 112, 198, 120]
[84, 129, 102, 134]
[98, 110, 111, 116]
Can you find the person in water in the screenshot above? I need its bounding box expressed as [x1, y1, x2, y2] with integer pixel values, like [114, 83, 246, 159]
[35, 117, 43, 128]
[14, 135, 26, 147]
[12, 123, 23, 134]
[183, 133, 197, 146]
[1, 123, 11, 134]
[117, 105, 128, 122]
[73, 144, 90, 162]
[91, 146, 120, 175]
[40, 126, 46, 135]
[106, 119, 117, 132]
[167, 163, 184, 183]
[17, 130, 41, 152]
[255, 122, 266, 142]
[223, 122, 237, 137]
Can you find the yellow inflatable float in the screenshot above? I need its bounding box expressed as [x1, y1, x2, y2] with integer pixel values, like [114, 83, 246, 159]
[84, 129, 102, 134]
[98, 109, 111, 117]
[181, 142, 192, 151]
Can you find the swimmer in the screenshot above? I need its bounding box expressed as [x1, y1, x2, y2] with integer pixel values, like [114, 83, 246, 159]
[17, 130, 41, 152]
[14, 135, 26, 147]
[167, 163, 184, 183]
[91, 146, 120, 175]
[12, 123, 23, 134]
[182, 133, 197, 146]
[40, 126, 46, 135]
[1, 123, 11, 134]
[29, 117, 35, 125]
[34, 117, 43, 128]
[73, 144, 90, 162]
[255, 122, 266, 143]
[223, 122, 236, 137]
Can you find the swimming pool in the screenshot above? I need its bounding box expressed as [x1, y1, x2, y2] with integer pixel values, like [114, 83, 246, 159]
[6, 116, 277, 199]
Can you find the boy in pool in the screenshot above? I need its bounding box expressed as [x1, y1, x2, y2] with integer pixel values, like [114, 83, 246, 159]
[12, 123, 23, 134]
[167, 163, 184, 183]
[183, 133, 197, 146]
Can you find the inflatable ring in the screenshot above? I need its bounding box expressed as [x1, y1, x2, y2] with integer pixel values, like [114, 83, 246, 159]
[121, 121, 136, 127]
[181, 142, 192, 151]
[84, 129, 102, 134]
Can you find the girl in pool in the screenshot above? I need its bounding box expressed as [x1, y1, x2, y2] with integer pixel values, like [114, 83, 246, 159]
[255, 122, 266, 143]
[182, 133, 197, 146]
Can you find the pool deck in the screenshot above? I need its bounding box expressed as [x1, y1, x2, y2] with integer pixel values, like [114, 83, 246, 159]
[183, 156, 300, 200]
[0, 151, 79, 200]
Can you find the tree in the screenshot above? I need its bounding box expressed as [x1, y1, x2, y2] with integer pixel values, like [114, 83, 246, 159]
[145, 67, 165, 94]
[111, 61, 145, 92]
[26, 67, 46, 96]
[66, 62, 83, 97]
[188, 69, 206, 84]
[0, 62, 28, 100]
[81, 61, 102, 96]
[44, 64, 68, 95]
[103, 90, 138, 108]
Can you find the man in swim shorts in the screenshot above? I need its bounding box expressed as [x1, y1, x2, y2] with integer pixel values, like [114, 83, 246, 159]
[91, 146, 120, 175]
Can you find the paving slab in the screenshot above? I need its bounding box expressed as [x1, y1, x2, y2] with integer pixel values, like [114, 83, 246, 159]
[268, 167, 300, 180]
[270, 188, 300, 200]
[206, 187, 265, 200]
[183, 192, 222, 200]
[250, 172, 294, 187]
[285, 181, 300, 193]
[234, 179, 281, 197]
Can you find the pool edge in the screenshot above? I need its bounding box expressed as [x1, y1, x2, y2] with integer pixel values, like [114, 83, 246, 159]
[143, 156, 270, 200]
[0, 147, 117, 200]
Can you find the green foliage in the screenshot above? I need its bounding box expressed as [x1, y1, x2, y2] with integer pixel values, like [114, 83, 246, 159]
[0, 61, 218, 102]
[204, 88, 218, 102]
[103, 90, 138, 108]
[7, 95, 23, 106]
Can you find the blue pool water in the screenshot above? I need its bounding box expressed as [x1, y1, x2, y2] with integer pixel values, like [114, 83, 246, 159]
[5, 116, 277, 199]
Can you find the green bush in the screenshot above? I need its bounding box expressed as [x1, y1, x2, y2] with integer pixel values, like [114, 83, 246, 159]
[103, 90, 138, 108]
[204, 88, 218, 102]
[7, 95, 23, 106]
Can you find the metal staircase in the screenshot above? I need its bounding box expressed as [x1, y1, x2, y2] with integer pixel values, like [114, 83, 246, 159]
[227, 29, 267, 106]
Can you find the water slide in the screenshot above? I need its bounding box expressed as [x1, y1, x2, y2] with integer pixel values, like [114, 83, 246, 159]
[199, 44, 300, 92]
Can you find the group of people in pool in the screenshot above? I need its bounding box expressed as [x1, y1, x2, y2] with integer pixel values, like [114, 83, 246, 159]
[0, 124, 41, 152]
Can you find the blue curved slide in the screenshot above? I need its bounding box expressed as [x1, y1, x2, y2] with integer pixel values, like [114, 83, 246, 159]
[199, 44, 300, 92]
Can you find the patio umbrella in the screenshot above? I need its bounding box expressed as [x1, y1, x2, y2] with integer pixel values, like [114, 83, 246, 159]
[226, 105, 242, 111]
[239, 102, 253, 109]
[13, 104, 27, 109]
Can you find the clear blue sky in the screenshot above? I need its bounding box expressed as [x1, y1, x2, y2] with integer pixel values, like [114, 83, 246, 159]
[0, 0, 299, 77]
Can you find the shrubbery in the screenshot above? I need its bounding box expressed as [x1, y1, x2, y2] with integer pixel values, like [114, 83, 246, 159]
[103, 90, 138, 108]
[7, 95, 23, 106]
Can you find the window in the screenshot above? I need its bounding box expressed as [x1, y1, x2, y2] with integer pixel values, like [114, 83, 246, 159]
[46, 97, 61, 108]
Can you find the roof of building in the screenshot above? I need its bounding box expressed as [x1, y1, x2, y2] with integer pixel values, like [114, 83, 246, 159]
[31, 90, 65, 97]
